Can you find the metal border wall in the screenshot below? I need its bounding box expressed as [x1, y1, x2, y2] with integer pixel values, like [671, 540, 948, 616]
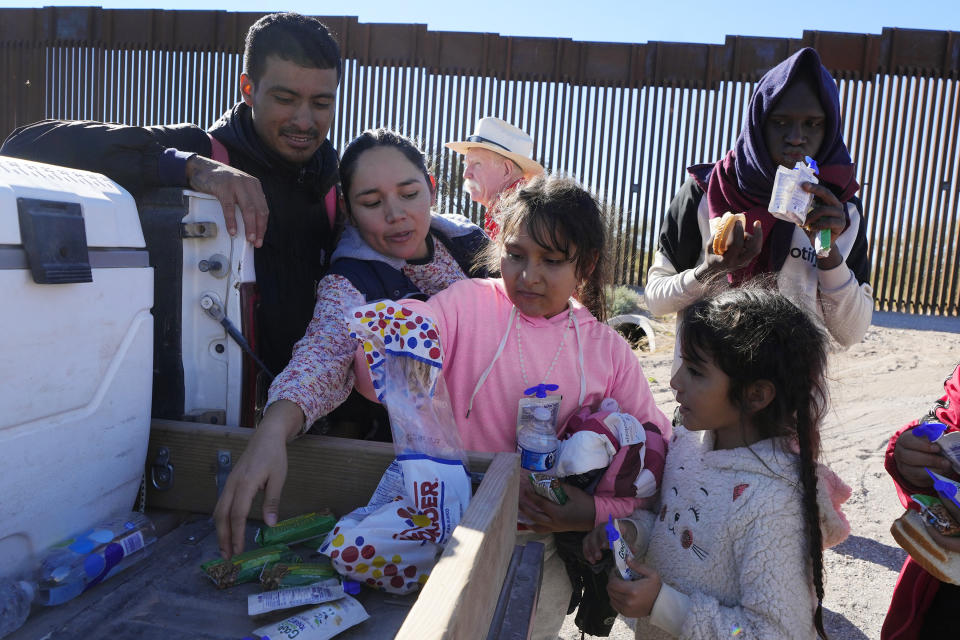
[2, 7, 957, 314]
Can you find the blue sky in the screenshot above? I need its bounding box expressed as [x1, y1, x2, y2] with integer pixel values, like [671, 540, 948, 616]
[3, 0, 959, 45]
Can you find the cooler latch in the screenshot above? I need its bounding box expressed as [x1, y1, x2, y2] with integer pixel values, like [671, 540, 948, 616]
[17, 197, 93, 284]
[151, 446, 174, 491]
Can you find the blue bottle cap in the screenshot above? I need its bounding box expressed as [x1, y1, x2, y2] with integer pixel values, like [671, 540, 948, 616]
[915, 422, 948, 442]
[343, 579, 362, 595]
[804, 156, 819, 174]
[524, 383, 559, 398]
[605, 514, 620, 544]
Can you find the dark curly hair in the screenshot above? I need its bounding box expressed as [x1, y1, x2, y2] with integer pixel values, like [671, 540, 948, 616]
[477, 173, 611, 321]
[679, 283, 831, 639]
[243, 12, 341, 83]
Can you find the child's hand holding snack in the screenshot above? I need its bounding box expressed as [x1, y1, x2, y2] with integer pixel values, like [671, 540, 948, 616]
[518, 481, 596, 533]
[696, 216, 763, 281]
[606, 557, 663, 618]
[894, 429, 956, 488]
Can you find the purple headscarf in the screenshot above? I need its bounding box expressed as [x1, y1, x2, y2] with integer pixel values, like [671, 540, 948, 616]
[688, 47, 859, 284]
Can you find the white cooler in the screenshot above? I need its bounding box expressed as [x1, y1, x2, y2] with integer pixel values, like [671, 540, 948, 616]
[0, 157, 154, 578]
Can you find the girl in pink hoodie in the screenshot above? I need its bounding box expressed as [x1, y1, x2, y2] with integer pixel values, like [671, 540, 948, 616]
[365, 173, 671, 639]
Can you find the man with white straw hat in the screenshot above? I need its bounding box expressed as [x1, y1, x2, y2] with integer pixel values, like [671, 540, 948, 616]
[446, 116, 544, 238]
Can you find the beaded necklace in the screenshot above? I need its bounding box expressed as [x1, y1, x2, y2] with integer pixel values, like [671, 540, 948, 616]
[516, 306, 573, 389]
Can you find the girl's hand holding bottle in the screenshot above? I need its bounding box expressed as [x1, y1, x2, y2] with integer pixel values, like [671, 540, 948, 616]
[606, 557, 663, 618]
[580, 518, 662, 618]
[518, 481, 596, 533]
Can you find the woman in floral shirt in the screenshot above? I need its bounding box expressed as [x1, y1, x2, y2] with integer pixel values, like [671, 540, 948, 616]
[214, 128, 488, 559]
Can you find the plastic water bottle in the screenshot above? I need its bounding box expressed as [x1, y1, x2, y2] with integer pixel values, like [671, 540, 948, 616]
[517, 406, 559, 473]
[0, 580, 35, 638]
[36, 512, 157, 607]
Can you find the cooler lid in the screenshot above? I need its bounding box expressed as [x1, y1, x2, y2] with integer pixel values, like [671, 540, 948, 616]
[0, 156, 145, 248]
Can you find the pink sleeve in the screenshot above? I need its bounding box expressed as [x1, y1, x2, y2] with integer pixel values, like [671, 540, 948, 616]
[593, 495, 656, 526]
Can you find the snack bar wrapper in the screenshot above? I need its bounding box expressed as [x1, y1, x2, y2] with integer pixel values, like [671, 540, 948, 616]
[320, 301, 471, 594]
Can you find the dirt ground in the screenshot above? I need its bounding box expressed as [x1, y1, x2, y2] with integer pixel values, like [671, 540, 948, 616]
[560, 311, 960, 640]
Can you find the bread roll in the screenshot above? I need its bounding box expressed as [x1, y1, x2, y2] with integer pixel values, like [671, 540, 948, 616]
[890, 509, 960, 585]
[710, 212, 747, 256]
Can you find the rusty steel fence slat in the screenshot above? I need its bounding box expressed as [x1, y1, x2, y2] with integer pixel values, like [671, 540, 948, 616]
[0, 7, 958, 315]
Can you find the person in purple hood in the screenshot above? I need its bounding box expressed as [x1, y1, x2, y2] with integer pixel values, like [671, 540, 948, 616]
[645, 47, 873, 373]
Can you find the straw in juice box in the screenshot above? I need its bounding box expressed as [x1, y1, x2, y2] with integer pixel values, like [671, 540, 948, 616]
[255, 511, 337, 546]
[201, 545, 300, 589]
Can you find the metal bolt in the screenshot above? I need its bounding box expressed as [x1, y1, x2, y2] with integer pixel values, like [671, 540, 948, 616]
[198, 259, 223, 273]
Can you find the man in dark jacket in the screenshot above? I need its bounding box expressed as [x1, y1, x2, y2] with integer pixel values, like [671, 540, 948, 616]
[2, 12, 342, 378]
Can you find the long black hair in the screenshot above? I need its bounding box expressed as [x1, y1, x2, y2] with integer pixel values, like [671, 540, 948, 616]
[679, 284, 831, 639]
[477, 173, 611, 321]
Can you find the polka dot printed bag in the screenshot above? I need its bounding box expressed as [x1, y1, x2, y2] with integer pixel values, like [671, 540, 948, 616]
[319, 302, 472, 594]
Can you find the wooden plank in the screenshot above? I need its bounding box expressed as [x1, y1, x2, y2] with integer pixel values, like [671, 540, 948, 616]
[397, 451, 520, 639]
[146, 419, 496, 520]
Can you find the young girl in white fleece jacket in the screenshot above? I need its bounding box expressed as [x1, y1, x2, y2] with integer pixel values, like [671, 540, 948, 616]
[584, 285, 851, 640]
